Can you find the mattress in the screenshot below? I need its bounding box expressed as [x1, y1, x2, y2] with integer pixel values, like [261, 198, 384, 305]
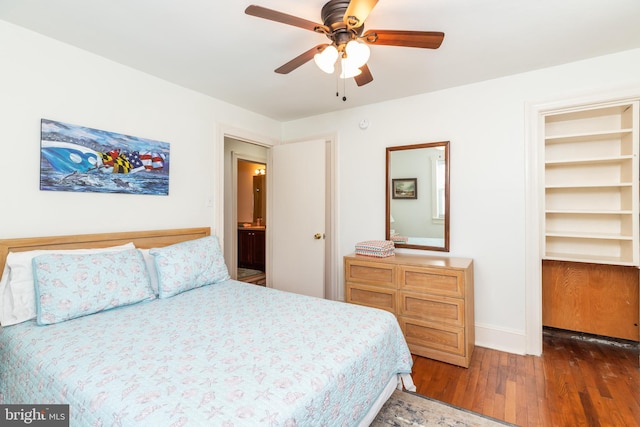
[0, 280, 413, 426]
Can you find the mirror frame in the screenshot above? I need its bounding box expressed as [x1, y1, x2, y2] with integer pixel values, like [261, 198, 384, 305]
[385, 141, 450, 252]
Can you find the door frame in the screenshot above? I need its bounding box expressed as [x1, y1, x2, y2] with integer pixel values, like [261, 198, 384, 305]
[525, 87, 640, 356]
[218, 125, 275, 284]
[217, 125, 339, 298]
[230, 151, 267, 280]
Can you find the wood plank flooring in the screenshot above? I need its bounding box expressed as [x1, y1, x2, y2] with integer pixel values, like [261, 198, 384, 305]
[410, 329, 640, 426]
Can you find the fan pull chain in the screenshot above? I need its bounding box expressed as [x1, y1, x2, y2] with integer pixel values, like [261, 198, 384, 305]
[335, 60, 347, 101]
[342, 75, 347, 102]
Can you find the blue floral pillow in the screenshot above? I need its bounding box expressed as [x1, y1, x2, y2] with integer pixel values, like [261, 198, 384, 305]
[149, 236, 230, 298]
[32, 249, 155, 325]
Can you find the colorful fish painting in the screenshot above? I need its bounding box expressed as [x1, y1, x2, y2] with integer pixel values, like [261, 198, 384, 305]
[40, 119, 170, 195]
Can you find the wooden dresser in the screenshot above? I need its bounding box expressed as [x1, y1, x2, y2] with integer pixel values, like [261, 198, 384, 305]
[344, 253, 474, 368]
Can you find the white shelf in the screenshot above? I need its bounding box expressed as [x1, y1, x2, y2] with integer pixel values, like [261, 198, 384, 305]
[542, 101, 639, 266]
[545, 129, 633, 142]
[545, 209, 633, 214]
[545, 231, 633, 240]
[545, 183, 632, 189]
[545, 155, 633, 166]
[543, 253, 636, 266]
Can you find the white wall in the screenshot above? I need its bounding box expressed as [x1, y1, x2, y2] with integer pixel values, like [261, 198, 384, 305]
[0, 20, 280, 240]
[282, 48, 640, 354]
[4, 17, 640, 355]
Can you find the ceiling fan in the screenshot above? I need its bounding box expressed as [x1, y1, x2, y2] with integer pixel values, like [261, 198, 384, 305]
[245, 0, 444, 87]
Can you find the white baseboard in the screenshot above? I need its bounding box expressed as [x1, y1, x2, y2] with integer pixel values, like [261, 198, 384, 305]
[474, 323, 528, 355]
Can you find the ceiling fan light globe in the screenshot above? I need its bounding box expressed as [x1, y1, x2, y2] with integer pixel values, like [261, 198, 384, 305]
[345, 40, 370, 68]
[339, 57, 363, 78]
[314, 45, 338, 74]
[340, 68, 362, 78]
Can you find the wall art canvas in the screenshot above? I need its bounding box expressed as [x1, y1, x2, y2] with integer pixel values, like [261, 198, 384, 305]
[40, 119, 170, 195]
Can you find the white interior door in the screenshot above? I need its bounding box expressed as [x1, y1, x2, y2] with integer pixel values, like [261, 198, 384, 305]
[270, 139, 325, 298]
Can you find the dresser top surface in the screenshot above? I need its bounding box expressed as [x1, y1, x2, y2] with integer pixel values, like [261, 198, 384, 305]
[345, 252, 473, 269]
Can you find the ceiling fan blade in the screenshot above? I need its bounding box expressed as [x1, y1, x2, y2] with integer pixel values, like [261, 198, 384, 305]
[245, 5, 326, 32]
[363, 30, 445, 49]
[275, 44, 328, 74]
[344, 0, 379, 28]
[354, 64, 373, 86]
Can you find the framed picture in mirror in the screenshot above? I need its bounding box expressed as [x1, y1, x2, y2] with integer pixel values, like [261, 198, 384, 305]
[392, 178, 417, 199]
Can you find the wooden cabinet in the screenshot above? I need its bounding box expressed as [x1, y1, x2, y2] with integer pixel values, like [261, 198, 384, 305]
[543, 101, 639, 266]
[344, 253, 474, 367]
[542, 260, 639, 341]
[238, 228, 265, 271]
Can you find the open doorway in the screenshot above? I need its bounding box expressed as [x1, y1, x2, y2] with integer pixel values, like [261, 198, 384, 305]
[236, 159, 266, 285]
[222, 133, 338, 300]
[223, 137, 268, 285]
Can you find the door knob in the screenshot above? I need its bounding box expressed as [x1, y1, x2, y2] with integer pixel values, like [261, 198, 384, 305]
[314, 233, 324, 240]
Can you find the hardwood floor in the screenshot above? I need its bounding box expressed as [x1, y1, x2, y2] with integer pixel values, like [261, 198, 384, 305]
[410, 329, 640, 426]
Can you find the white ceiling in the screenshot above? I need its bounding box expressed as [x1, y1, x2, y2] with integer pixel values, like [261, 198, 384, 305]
[1, 0, 640, 121]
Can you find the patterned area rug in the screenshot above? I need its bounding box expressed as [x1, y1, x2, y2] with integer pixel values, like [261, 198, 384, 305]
[371, 390, 517, 427]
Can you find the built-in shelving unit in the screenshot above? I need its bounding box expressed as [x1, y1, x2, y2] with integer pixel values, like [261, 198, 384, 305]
[543, 101, 639, 266]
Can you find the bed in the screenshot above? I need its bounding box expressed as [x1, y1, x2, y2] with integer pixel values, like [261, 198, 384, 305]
[0, 228, 414, 426]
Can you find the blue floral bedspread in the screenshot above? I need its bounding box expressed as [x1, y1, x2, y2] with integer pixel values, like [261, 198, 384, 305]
[0, 280, 413, 426]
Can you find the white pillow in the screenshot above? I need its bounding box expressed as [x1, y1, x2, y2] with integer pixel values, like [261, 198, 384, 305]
[0, 242, 135, 326]
[138, 248, 159, 295]
[0, 264, 12, 327]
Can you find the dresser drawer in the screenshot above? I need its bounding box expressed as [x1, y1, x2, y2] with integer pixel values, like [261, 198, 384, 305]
[345, 259, 395, 288]
[398, 291, 464, 327]
[346, 283, 396, 313]
[399, 317, 465, 357]
[398, 266, 465, 298]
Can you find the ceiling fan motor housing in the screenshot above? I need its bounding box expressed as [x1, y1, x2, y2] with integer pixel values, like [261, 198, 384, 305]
[321, 0, 364, 47]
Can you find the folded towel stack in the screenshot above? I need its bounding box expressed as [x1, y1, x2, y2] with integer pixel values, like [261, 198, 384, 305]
[390, 234, 408, 243]
[355, 240, 395, 258]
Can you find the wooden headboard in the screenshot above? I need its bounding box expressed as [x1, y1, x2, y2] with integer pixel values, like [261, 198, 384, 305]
[0, 227, 211, 273]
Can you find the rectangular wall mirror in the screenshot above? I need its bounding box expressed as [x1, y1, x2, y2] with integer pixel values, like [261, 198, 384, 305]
[386, 141, 450, 251]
